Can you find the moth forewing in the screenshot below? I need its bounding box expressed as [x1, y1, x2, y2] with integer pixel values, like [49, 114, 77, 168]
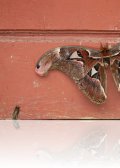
[83, 63, 107, 104]
[111, 58, 120, 92]
[98, 64, 107, 95]
[87, 48, 102, 59]
[109, 43, 120, 57]
[36, 44, 120, 105]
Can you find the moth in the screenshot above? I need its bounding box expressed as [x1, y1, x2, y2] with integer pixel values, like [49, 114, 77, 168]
[35, 44, 120, 104]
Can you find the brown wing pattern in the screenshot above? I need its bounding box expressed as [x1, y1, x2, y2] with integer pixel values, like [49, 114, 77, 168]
[60, 47, 107, 104]
[35, 44, 120, 104]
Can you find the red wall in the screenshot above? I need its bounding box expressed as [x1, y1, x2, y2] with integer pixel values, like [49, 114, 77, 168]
[0, 0, 120, 119]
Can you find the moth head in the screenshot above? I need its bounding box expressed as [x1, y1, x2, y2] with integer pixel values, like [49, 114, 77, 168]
[35, 47, 61, 76]
[35, 46, 89, 76]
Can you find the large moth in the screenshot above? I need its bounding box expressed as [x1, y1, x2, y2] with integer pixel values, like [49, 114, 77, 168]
[35, 44, 120, 104]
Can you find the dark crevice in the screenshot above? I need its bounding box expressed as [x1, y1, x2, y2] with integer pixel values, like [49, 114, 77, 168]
[12, 106, 20, 120]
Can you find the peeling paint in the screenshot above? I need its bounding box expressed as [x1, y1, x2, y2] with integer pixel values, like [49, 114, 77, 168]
[33, 80, 40, 88]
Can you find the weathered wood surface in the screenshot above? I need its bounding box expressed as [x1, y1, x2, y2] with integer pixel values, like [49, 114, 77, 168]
[0, 0, 120, 30]
[0, 0, 120, 119]
[0, 42, 120, 119]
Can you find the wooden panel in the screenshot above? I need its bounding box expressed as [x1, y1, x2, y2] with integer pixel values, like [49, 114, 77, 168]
[0, 36, 120, 119]
[0, 0, 120, 30]
[0, 0, 120, 119]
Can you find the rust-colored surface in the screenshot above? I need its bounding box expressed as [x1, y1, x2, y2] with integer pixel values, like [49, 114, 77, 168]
[0, 0, 120, 119]
[0, 42, 120, 119]
[0, 0, 120, 30]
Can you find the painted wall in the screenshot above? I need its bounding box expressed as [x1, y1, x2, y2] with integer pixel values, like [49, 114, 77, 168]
[0, 0, 120, 119]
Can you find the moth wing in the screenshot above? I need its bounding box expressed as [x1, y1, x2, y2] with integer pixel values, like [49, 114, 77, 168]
[110, 57, 120, 91]
[109, 43, 120, 56]
[109, 44, 120, 91]
[62, 47, 101, 80]
[79, 63, 107, 104]
[69, 48, 107, 104]
[69, 48, 101, 75]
